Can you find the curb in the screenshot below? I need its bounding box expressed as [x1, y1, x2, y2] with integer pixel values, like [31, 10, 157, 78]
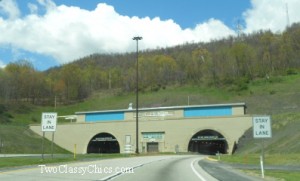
[206, 157, 219, 162]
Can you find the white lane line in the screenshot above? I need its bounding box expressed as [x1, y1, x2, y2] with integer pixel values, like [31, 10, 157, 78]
[98, 157, 172, 181]
[98, 163, 143, 181]
[190, 158, 207, 181]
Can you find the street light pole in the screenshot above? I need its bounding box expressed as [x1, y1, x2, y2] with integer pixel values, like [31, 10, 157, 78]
[133, 36, 142, 154]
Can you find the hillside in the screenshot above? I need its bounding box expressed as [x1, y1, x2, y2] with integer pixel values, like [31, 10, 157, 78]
[0, 124, 69, 154]
[1, 23, 300, 107]
[1, 73, 299, 154]
[237, 112, 300, 154]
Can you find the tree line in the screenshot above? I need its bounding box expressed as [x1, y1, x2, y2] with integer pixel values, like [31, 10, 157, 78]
[0, 23, 300, 106]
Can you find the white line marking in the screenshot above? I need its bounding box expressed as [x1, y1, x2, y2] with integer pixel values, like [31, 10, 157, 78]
[98, 157, 171, 181]
[190, 158, 207, 181]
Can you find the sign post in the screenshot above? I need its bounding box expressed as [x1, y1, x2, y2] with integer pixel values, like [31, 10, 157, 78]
[253, 116, 272, 178]
[41, 112, 57, 160]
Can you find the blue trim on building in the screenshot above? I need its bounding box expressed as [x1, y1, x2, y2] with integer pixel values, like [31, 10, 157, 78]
[85, 112, 124, 122]
[184, 106, 232, 117]
[76, 103, 245, 115]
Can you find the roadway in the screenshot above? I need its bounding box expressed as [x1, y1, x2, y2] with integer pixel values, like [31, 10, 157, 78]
[112, 155, 217, 181]
[0, 155, 260, 181]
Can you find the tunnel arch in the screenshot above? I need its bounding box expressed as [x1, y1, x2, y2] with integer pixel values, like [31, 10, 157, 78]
[188, 129, 228, 155]
[87, 132, 120, 154]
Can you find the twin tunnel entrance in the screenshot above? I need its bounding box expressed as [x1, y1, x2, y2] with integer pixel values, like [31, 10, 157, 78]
[87, 130, 228, 155]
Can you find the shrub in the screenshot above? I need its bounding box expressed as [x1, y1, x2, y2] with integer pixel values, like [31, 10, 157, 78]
[286, 68, 298, 75]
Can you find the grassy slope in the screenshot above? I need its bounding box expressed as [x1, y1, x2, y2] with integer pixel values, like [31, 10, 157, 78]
[235, 75, 300, 154]
[236, 112, 300, 154]
[0, 124, 69, 154]
[1, 74, 300, 154]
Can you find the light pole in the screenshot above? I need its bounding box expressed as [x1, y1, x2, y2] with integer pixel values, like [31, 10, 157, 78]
[133, 36, 142, 154]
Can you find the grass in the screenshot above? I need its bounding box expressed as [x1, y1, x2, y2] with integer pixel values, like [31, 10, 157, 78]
[0, 124, 69, 154]
[235, 112, 300, 154]
[211, 154, 300, 165]
[245, 74, 300, 115]
[0, 156, 74, 168]
[263, 170, 300, 181]
[244, 170, 300, 181]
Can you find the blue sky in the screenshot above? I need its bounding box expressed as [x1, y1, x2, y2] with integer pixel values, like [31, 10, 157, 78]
[0, 0, 299, 70]
[17, 0, 251, 29]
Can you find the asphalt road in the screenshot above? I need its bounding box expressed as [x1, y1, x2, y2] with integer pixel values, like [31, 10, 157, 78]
[112, 155, 217, 181]
[0, 155, 262, 181]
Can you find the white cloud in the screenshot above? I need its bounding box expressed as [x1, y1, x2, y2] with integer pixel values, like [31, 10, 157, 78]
[191, 19, 236, 42]
[2, 0, 299, 66]
[28, 3, 38, 14]
[0, 0, 20, 19]
[243, 0, 300, 33]
[0, 1, 236, 64]
[0, 60, 6, 68]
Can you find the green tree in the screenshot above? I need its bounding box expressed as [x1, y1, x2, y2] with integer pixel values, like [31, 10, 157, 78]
[60, 64, 85, 101]
[230, 42, 256, 79]
[139, 55, 178, 91]
[4, 60, 37, 102]
[191, 48, 215, 84]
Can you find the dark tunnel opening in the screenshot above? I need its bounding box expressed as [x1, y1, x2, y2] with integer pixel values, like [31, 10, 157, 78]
[87, 132, 120, 154]
[188, 129, 228, 155]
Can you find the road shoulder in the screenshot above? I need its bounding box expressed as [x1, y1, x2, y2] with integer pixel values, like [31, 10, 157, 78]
[198, 158, 264, 181]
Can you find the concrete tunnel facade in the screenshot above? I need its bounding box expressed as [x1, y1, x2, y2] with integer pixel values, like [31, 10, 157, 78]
[30, 103, 252, 155]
